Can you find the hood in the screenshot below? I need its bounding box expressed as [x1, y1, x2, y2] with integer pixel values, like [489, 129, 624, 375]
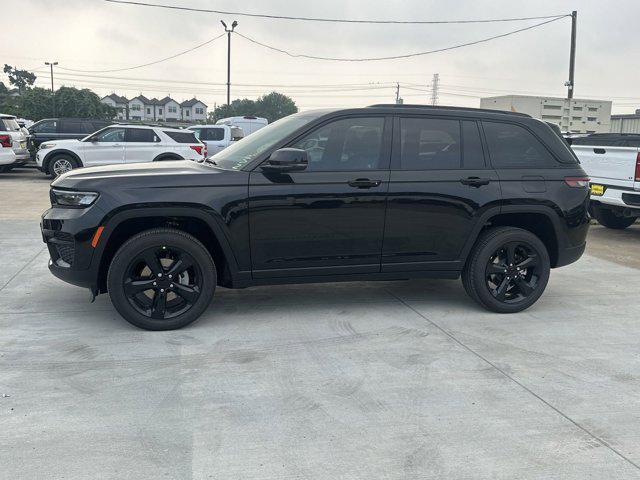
[51, 160, 237, 191]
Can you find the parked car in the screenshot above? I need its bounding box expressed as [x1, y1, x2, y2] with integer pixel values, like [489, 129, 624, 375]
[41, 104, 590, 330]
[0, 113, 30, 171]
[216, 115, 268, 136]
[35, 124, 206, 177]
[0, 133, 17, 172]
[28, 118, 111, 152]
[187, 124, 244, 155]
[572, 133, 640, 229]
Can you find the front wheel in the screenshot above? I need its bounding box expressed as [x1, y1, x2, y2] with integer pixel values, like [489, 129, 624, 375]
[592, 206, 636, 230]
[462, 227, 550, 313]
[48, 155, 78, 178]
[107, 228, 216, 330]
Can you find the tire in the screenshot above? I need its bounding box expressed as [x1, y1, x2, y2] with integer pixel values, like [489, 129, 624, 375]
[154, 154, 183, 162]
[592, 206, 636, 230]
[48, 154, 79, 178]
[107, 228, 216, 330]
[462, 227, 550, 314]
[0, 165, 14, 173]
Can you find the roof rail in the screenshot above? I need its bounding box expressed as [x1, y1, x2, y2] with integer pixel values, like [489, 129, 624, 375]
[367, 104, 531, 117]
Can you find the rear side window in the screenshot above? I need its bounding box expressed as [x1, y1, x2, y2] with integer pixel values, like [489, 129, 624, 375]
[398, 117, 461, 170]
[230, 127, 244, 141]
[127, 128, 159, 142]
[61, 121, 84, 133]
[461, 121, 485, 169]
[164, 130, 198, 143]
[204, 128, 225, 141]
[483, 122, 556, 168]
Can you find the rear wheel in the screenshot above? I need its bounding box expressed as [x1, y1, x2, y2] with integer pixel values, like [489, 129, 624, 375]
[0, 165, 14, 173]
[48, 155, 78, 178]
[592, 206, 636, 229]
[462, 227, 550, 313]
[107, 228, 216, 330]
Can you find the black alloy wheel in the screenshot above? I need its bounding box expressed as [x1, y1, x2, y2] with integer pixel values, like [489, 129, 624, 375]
[485, 242, 542, 303]
[107, 229, 216, 330]
[124, 245, 202, 320]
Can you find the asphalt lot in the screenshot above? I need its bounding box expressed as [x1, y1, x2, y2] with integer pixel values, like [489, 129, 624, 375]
[2, 167, 640, 479]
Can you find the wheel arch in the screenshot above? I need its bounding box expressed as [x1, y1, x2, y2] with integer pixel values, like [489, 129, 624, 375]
[462, 205, 563, 268]
[153, 152, 184, 161]
[43, 149, 83, 173]
[94, 206, 242, 293]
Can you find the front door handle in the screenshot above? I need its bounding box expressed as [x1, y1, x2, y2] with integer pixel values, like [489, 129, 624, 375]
[348, 178, 382, 189]
[460, 177, 491, 187]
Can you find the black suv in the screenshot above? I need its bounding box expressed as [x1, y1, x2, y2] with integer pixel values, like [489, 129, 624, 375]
[28, 118, 110, 152]
[41, 105, 590, 330]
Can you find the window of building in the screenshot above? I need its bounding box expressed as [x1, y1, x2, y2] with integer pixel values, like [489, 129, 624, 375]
[185, 110, 190, 117]
[482, 121, 556, 168]
[290, 117, 384, 171]
[541, 115, 562, 120]
[158, 108, 163, 115]
[146, 107, 151, 115]
[587, 117, 597, 122]
[168, 106, 177, 113]
[397, 117, 461, 170]
[572, 116, 582, 121]
[543, 104, 562, 110]
[195, 107, 204, 115]
[573, 106, 583, 111]
[588, 107, 598, 112]
[130, 104, 141, 111]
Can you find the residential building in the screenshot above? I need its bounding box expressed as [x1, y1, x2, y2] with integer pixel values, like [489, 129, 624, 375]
[101, 93, 208, 123]
[610, 109, 640, 134]
[480, 95, 612, 134]
[180, 98, 208, 122]
[101, 94, 129, 120]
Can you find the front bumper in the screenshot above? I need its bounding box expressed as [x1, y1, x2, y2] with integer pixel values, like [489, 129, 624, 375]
[41, 203, 106, 291]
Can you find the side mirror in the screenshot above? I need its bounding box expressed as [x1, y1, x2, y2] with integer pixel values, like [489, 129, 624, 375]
[261, 148, 308, 173]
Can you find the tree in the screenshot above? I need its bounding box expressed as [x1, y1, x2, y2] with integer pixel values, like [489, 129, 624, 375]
[210, 91, 298, 123]
[3, 65, 36, 94]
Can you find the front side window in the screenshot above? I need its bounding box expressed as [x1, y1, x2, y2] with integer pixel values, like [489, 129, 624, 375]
[483, 122, 556, 168]
[94, 127, 125, 142]
[31, 120, 57, 133]
[398, 117, 461, 170]
[290, 117, 384, 171]
[126, 128, 158, 142]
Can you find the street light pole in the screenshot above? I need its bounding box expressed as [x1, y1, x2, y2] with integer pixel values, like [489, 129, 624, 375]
[221, 20, 238, 106]
[45, 61, 58, 116]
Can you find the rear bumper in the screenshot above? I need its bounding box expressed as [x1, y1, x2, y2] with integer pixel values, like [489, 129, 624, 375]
[590, 183, 640, 210]
[555, 242, 586, 268]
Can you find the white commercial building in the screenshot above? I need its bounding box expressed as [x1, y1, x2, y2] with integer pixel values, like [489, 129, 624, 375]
[480, 95, 612, 134]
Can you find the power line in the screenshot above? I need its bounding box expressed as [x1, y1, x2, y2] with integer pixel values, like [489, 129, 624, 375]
[233, 16, 568, 62]
[104, 1, 568, 25]
[57, 32, 225, 73]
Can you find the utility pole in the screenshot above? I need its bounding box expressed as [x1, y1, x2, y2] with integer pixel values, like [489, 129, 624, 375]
[45, 61, 58, 116]
[430, 73, 440, 106]
[395, 82, 401, 104]
[566, 10, 577, 99]
[221, 20, 238, 106]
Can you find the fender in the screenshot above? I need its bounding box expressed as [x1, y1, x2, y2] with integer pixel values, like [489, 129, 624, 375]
[93, 203, 245, 284]
[43, 149, 84, 171]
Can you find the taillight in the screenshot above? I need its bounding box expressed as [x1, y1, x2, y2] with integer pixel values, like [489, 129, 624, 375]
[564, 176, 590, 188]
[189, 145, 204, 156]
[0, 135, 11, 148]
[635, 152, 640, 182]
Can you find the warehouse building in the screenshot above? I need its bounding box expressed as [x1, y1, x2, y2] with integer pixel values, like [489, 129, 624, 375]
[480, 95, 612, 134]
[610, 110, 640, 134]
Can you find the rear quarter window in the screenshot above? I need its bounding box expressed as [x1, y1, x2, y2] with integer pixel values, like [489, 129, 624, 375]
[483, 121, 557, 168]
[163, 130, 199, 143]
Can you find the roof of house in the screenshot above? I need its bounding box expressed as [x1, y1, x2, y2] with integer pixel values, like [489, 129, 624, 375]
[155, 96, 178, 106]
[180, 98, 207, 108]
[102, 93, 129, 104]
[129, 95, 152, 104]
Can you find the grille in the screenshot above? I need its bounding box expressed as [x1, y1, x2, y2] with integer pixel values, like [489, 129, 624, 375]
[55, 242, 75, 266]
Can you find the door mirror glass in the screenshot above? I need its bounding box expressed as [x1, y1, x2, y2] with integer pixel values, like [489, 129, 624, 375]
[261, 148, 308, 172]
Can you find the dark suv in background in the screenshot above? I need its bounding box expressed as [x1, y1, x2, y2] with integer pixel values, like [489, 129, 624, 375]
[29, 118, 110, 154]
[41, 105, 590, 330]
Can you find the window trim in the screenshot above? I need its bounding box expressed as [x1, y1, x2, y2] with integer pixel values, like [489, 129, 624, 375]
[479, 120, 561, 169]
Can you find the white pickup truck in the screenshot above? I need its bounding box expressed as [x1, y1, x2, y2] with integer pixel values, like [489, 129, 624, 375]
[571, 133, 640, 229]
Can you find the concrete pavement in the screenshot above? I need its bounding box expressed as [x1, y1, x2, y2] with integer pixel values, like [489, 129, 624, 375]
[1, 169, 640, 479]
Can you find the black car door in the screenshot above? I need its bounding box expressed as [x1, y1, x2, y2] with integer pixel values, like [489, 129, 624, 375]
[382, 116, 501, 272]
[249, 115, 391, 278]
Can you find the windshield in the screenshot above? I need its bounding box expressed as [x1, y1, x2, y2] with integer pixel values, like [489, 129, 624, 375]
[210, 112, 322, 170]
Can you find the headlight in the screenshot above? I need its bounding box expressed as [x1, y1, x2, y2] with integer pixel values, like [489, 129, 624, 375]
[40, 143, 55, 150]
[51, 189, 99, 207]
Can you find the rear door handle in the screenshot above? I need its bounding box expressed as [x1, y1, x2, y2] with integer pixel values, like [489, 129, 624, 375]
[348, 178, 382, 189]
[593, 148, 606, 154]
[460, 177, 491, 187]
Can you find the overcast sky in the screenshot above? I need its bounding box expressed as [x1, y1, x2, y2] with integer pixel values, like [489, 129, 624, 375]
[3, 0, 639, 113]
